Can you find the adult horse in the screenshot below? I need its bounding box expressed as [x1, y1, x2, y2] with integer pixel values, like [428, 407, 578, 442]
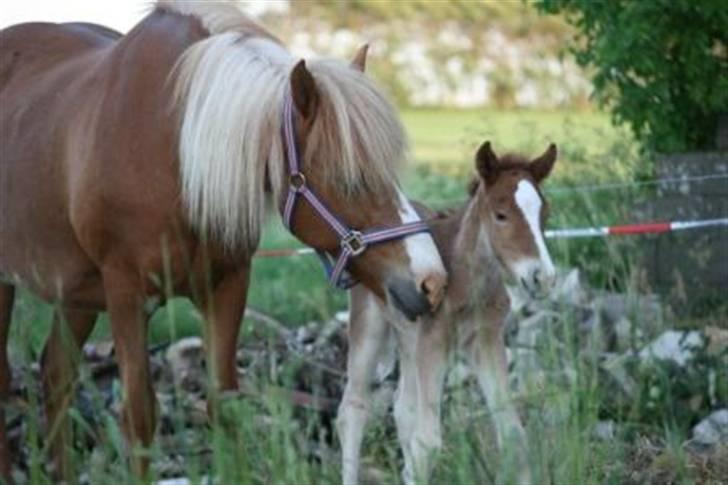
[0, 0, 446, 479]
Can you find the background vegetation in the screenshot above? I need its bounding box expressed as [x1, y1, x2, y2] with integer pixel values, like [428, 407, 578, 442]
[538, 0, 728, 153]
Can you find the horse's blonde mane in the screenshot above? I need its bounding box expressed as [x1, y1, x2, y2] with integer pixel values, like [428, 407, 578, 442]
[156, 0, 256, 35]
[163, 1, 407, 253]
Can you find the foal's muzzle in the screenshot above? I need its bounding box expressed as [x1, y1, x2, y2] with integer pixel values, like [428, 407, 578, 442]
[518, 263, 556, 299]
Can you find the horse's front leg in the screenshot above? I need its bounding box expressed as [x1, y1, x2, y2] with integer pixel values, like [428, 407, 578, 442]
[337, 288, 390, 485]
[102, 267, 156, 478]
[197, 264, 250, 411]
[466, 305, 530, 483]
[408, 322, 448, 485]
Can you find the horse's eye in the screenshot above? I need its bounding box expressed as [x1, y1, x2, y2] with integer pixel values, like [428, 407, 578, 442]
[495, 212, 507, 222]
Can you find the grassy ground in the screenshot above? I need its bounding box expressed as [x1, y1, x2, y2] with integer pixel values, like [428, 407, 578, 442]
[11, 109, 725, 484]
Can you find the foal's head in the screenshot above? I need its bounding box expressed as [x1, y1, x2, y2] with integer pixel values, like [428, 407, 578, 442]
[470, 141, 557, 297]
[283, 49, 446, 318]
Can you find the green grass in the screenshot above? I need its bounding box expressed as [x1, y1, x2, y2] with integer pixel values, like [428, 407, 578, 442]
[10, 293, 723, 484]
[402, 108, 620, 172]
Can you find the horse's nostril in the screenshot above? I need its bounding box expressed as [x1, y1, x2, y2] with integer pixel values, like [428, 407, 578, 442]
[533, 268, 542, 285]
[418, 273, 446, 310]
[420, 280, 430, 295]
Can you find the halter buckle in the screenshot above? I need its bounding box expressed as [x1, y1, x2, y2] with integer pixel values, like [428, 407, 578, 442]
[341, 230, 366, 256]
[289, 172, 307, 192]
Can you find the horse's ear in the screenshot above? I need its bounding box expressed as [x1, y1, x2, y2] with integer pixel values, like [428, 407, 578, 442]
[475, 141, 499, 185]
[530, 143, 557, 182]
[290, 59, 319, 121]
[351, 44, 369, 72]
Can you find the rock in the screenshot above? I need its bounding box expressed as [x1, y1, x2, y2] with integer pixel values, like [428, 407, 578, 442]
[552, 268, 589, 306]
[600, 353, 638, 397]
[83, 340, 115, 360]
[157, 478, 211, 485]
[313, 317, 345, 348]
[639, 330, 704, 366]
[593, 420, 616, 441]
[705, 326, 728, 356]
[691, 409, 728, 447]
[165, 336, 205, 390]
[593, 293, 662, 332]
[334, 311, 350, 324]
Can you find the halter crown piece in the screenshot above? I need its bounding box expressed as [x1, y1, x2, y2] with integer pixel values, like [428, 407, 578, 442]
[281, 91, 431, 289]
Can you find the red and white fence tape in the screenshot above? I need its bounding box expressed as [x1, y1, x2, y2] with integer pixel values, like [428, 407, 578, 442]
[544, 217, 728, 239]
[255, 217, 728, 258]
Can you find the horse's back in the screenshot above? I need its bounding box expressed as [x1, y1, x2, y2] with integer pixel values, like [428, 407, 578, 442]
[0, 12, 209, 306]
[0, 22, 119, 91]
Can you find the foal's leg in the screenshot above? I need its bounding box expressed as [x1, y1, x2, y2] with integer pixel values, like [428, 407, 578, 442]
[0, 283, 16, 483]
[102, 268, 156, 477]
[336, 289, 389, 485]
[408, 322, 448, 485]
[41, 308, 97, 480]
[466, 305, 530, 482]
[198, 265, 250, 406]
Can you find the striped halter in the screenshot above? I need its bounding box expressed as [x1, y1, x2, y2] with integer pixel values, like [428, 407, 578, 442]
[280, 92, 430, 289]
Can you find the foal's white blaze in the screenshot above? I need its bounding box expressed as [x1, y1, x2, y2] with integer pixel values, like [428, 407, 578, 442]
[514, 180, 555, 284]
[397, 190, 446, 279]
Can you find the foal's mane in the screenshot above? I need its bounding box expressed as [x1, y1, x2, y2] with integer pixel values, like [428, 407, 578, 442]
[159, 1, 406, 252]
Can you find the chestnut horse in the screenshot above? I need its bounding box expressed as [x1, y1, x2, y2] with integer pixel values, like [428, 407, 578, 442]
[338, 142, 558, 485]
[0, 1, 447, 479]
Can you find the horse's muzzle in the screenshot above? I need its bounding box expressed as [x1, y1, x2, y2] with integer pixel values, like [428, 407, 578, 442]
[387, 277, 431, 321]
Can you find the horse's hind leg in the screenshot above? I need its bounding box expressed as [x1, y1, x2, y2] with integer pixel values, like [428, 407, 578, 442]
[41, 308, 97, 481]
[337, 288, 390, 485]
[0, 283, 16, 483]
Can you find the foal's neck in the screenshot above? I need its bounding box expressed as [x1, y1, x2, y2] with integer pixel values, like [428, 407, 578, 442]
[430, 192, 503, 311]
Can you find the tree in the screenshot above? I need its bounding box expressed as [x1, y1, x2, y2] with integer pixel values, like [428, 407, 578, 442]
[538, 0, 728, 153]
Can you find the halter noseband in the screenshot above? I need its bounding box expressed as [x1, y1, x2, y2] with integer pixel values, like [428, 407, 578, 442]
[281, 92, 430, 289]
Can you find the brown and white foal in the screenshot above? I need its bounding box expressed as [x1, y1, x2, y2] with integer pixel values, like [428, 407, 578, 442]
[337, 142, 558, 484]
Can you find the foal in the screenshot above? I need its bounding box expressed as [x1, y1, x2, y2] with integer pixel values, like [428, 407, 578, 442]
[337, 142, 558, 484]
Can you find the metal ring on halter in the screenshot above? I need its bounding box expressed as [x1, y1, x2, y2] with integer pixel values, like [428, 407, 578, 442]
[289, 172, 306, 192]
[341, 230, 366, 257]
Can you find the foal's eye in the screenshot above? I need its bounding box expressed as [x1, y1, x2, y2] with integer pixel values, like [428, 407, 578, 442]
[495, 212, 507, 222]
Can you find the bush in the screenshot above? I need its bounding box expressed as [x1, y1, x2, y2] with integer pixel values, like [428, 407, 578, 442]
[538, 0, 728, 153]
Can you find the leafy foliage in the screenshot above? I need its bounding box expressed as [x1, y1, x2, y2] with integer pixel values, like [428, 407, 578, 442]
[538, 0, 728, 153]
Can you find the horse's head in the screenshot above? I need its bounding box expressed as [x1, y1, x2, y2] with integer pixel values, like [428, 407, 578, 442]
[281, 49, 446, 319]
[470, 141, 557, 297]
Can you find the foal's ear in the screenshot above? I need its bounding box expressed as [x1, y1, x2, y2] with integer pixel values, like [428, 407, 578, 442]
[475, 141, 499, 185]
[350, 44, 369, 72]
[530, 143, 557, 182]
[290, 60, 319, 121]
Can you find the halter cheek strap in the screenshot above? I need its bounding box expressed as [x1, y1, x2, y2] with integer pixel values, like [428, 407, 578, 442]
[281, 92, 430, 289]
